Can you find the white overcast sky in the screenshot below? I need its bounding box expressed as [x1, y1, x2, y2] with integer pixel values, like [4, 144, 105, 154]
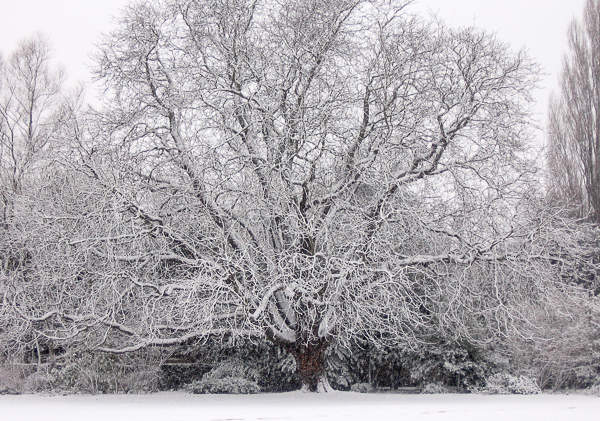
[0, 0, 587, 131]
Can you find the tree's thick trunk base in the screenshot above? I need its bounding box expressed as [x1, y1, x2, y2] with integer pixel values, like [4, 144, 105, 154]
[288, 337, 331, 393]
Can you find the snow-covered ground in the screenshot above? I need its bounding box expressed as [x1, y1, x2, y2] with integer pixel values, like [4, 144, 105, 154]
[1, 391, 599, 421]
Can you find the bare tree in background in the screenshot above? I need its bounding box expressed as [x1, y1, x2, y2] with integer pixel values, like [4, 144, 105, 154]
[6, 0, 570, 392]
[0, 34, 65, 228]
[548, 0, 600, 223]
[0, 34, 69, 364]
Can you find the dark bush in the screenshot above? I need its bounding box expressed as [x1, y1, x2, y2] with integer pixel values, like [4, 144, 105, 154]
[166, 338, 299, 392]
[158, 363, 211, 390]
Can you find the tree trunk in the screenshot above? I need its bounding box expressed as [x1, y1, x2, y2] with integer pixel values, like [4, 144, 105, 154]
[288, 337, 332, 393]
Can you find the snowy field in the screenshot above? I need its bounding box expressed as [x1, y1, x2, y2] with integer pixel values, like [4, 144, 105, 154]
[1, 391, 599, 421]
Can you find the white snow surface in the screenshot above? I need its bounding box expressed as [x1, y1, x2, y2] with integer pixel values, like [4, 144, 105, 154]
[1, 391, 599, 421]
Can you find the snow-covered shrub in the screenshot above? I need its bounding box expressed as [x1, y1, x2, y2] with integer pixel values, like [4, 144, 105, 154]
[476, 373, 540, 395]
[23, 370, 54, 392]
[589, 384, 600, 396]
[420, 382, 450, 394]
[118, 368, 161, 393]
[187, 376, 260, 394]
[0, 364, 24, 394]
[350, 382, 374, 393]
[49, 351, 161, 393]
[507, 289, 600, 391]
[50, 352, 125, 393]
[186, 358, 261, 394]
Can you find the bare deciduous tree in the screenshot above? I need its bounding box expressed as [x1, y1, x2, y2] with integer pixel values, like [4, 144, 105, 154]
[0, 34, 69, 364]
[547, 0, 600, 223]
[7, 0, 569, 392]
[0, 34, 65, 227]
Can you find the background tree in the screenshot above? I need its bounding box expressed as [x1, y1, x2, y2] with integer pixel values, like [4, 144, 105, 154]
[547, 0, 600, 223]
[8, 0, 574, 392]
[0, 34, 65, 228]
[0, 35, 67, 364]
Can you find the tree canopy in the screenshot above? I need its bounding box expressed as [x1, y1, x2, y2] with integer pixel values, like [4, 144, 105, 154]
[3, 0, 585, 392]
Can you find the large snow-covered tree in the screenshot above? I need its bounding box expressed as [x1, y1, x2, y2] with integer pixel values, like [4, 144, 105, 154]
[7, 0, 571, 392]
